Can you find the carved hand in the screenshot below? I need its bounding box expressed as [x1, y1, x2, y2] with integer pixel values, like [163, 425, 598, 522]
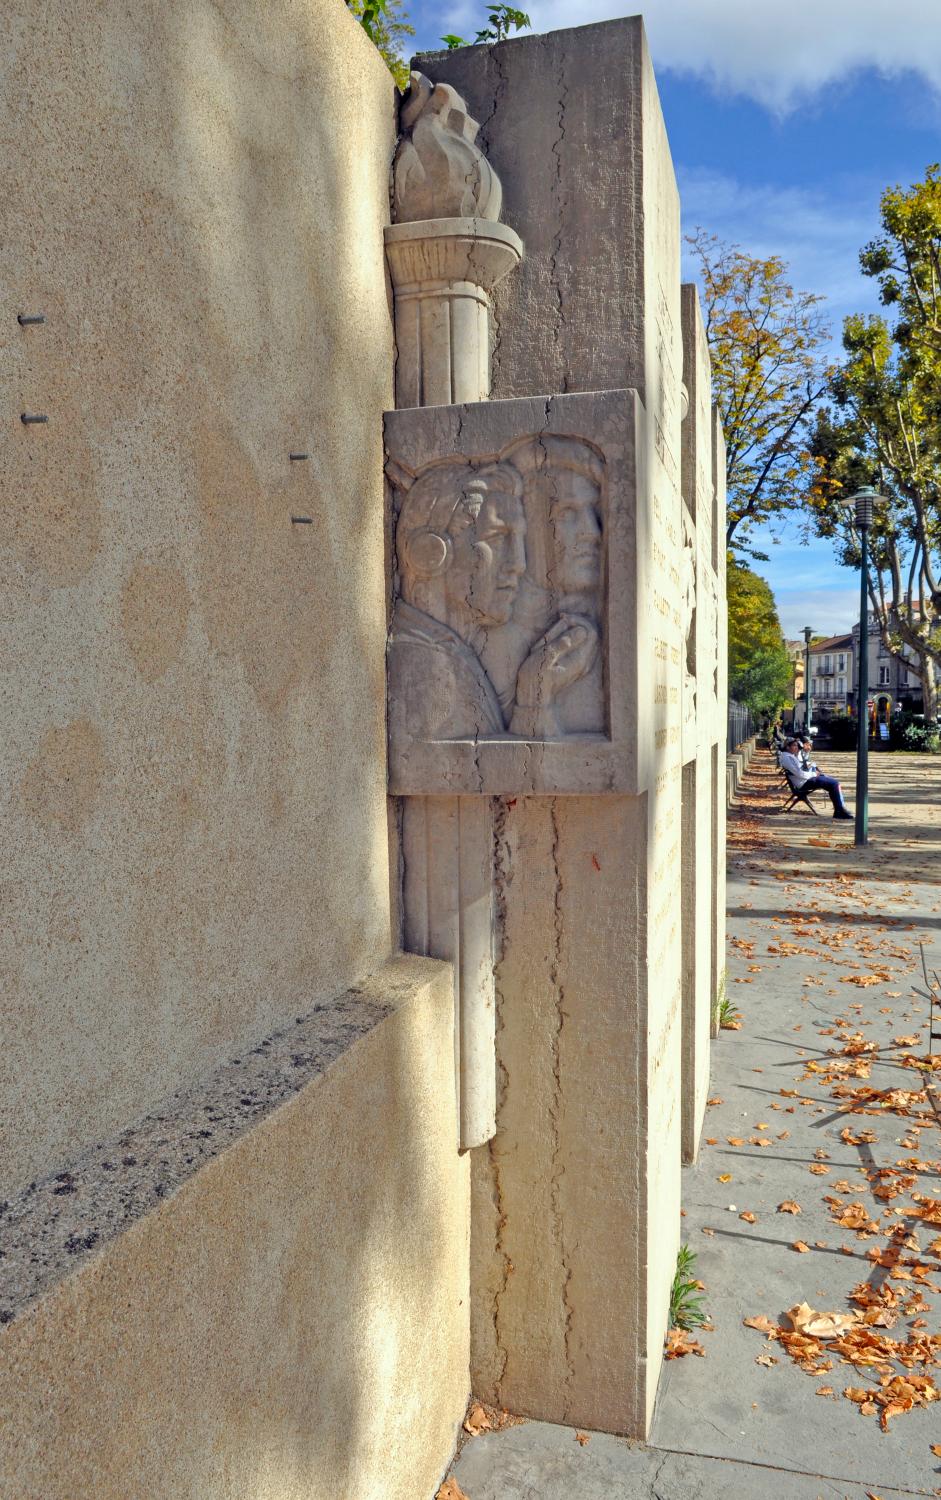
[509, 615, 600, 738]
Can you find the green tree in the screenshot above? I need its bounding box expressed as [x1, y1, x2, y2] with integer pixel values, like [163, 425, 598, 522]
[805, 167, 941, 717]
[727, 560, 793, 718]
[687, 230, 832, 559]
[347, 0, 414, 88]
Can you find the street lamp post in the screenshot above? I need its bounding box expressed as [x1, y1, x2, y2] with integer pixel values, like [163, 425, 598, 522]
[844, 485, 884, 847]
[803, 625, 814, 734]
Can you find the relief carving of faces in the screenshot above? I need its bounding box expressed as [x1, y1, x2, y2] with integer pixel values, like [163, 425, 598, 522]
[548, 471, 603, 595]
[504, 436, 605, 617]
[397, 462, 527, 637]
[391, 437, 606, 743]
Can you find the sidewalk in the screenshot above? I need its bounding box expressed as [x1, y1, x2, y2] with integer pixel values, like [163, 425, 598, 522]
[446, 748, 941, 1499]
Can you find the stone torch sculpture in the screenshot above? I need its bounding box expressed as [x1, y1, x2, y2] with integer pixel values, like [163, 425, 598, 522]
[386, 74, 523, 1149]
[386, 73, 523, 409]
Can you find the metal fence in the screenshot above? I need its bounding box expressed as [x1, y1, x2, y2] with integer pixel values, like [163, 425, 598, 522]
[727, 699, 756, 754]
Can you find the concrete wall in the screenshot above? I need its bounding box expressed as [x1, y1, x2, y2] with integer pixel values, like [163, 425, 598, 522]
[1, 0, 398, 1197]
[416, 19, 686, 1437]
[0, 958, 470, 1500]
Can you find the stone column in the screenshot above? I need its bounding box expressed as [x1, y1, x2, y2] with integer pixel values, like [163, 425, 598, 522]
[386, 73, 523, 1152]
[385, 220, 522, 408]
[679, 283, 721, 1163]
[712, 404, 728, 1038]
[404, 20, 703, 1436]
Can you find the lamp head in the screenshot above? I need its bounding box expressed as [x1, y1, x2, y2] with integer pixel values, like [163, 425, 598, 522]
[843, 484, 884, 530]
[803, 626, 813, 645]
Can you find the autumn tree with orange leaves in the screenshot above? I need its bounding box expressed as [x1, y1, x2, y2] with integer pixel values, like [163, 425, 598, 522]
[687, 229, 832, 559]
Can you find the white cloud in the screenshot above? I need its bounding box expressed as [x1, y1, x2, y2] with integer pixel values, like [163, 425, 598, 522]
[774, 586, 861, 638]
[522, 0, 941, 111]
[677, 167, 883, 336]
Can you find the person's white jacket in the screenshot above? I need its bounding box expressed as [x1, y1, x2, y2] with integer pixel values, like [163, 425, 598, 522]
[780, 750, 812, 787]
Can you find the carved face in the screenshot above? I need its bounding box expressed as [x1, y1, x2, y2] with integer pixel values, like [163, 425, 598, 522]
[446, 488, 527, 626]
[548, 474, 602, 594]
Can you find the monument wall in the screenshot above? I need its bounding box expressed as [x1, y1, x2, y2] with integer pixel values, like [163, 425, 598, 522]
[1, 0, 397, 1198]
[1, 3, 471, 1496]
[405, 17, 718, 1435]
[2, 4, 728, 1486]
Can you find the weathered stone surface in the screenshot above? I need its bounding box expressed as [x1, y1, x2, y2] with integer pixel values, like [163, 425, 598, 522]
[394, 71, 504, 223]
[409, 18, 708, 1438]
[0, 957, 469, 1500]
[679, 284, 724, 1161]
[415, 19, 674, 409]
[1, 0, 398, 1201]
[387, 390, 649, 796]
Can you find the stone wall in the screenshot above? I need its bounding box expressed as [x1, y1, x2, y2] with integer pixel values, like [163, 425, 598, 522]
[409, 18, 721, 1437]
[1, 0, 397, 1198]
[0, 958, 470, 1500]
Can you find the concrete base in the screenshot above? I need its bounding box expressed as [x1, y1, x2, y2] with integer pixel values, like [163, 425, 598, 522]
[0, 957, 469, 1500]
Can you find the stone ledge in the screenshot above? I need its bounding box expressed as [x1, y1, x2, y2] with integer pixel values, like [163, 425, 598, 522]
[0, 954, 442, 1327]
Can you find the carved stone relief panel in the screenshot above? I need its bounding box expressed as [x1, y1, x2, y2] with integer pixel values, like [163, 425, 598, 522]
[386, 389, 670, 797]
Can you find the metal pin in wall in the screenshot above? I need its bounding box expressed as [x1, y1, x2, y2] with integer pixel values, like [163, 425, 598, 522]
[291, 516, 313, 525]
[289, 453, 309, 462]
[17, 314, 45, 326]
[20, 413, 49, 424]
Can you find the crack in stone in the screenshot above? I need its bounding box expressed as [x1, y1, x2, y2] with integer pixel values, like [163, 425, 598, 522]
[489, 795, 513, 1396]
[547, 795, 575, 1413]
[549, 41, 568, 394]
[478, 44, 510, 392]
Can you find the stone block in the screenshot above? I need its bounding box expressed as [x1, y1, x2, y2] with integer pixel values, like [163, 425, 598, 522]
[408, 17, 690, 1438]
[0, 957, 468, 1500]
[415, 17, 680, 424]
[1, 0, 398, 1200]
[386, 388, 673, 797]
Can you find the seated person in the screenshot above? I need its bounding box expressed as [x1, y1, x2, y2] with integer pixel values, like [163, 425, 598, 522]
[799, 737, 817, 772]
[779, 738, 853, 820]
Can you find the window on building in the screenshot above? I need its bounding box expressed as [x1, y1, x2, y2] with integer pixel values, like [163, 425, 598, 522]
[838, 653, 845, 671]
[837, 677, 845, 696]
[879, 665, 891, 685]
[824, 654, 832, 673]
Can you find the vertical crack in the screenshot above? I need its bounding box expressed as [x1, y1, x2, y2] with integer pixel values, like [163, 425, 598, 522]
[548, 797, 575, 1412]
[489, 795, 513, 1396]
[549, 41, 568, 393]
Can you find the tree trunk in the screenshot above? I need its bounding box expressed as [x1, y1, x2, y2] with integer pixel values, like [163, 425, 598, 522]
[922, 653, 939, 720]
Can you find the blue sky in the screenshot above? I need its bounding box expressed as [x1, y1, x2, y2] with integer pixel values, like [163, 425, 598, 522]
[403, 1, 941, 639]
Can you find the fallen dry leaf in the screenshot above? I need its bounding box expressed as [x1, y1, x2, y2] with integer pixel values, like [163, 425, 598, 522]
[786, 1303, 859, 1338]
[744, 1315, 777, 1334]
[793, 1240, 811, 1253]
[575, 1432, 590, 1446]
[718, 1174, 732, 1183]
[778, 1201, 802, 1215]
[809, 1164, 831, 1175]
[817, 1385, 835, 1396]
[756, 1353, 778, 1367]
[665, 1328, 705, 1359]
[740, 1211, 757, 1224]
[463, 1403, 491, 1436]
[436, 1483, 469, 1500]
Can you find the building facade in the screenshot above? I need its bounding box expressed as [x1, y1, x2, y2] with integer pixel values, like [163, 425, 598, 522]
[807, 633, 854, 718]
[851, 614, 924, 718]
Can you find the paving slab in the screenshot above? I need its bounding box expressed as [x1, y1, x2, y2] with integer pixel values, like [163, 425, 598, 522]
[449, 749, 941, 1500]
